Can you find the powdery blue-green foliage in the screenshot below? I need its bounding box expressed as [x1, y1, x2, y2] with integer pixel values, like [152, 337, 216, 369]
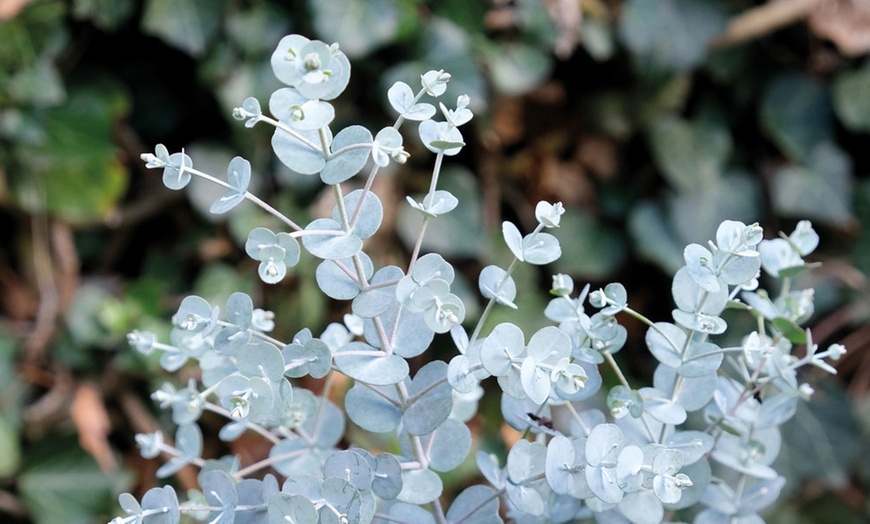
[114, 34, 846, 524]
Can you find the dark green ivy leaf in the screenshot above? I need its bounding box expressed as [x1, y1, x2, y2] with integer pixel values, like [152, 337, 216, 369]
[619, 0, 727, 72]
[648, 115, 731, 193]
[9, 86, 128, 223]
[482, 42, 553, 96]
[19, 438, 132, 524]
[308, 0, 401, 58]
[142, 0, 227, 57]
[72, 0, 135, 30]
[775, 381, 860, 491]
[833, 64, 870, 132]
[771, 143, 853, 226]
[761, 73, 834, 163]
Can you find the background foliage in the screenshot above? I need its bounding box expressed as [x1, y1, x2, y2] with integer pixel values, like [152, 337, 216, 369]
[1, 0, 869, 522]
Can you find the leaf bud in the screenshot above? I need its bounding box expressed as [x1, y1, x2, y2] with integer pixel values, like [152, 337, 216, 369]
[550, 274, 574, 297]
[127, 330, 156, 354]
[798, 383, 815, 400]
[421, 70, 450, 97]
[589, 289, 607, 308]
[535, 201, 565, 228]
[674, 473, 693, 488]
[826, 343, 847, 361]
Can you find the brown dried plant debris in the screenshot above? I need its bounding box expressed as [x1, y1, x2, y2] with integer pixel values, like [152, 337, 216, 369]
[71, 382, 117, 472]
[809, 0, 870, 56]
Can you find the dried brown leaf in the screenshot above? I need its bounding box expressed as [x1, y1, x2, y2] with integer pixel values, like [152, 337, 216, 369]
[810, 0, 870, 56]
[71, 383, 117, 472]
[576, 135, 619, 180]
[0, 0, 33, 20]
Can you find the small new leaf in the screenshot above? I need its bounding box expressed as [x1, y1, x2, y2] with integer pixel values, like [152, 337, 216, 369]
[388, 81, 436, 121]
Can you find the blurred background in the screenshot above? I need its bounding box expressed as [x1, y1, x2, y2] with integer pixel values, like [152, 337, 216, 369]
[1, 0, 869, 522]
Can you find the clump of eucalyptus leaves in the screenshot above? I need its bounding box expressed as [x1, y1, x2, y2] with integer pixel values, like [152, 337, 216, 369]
[112, 33, 845, 524]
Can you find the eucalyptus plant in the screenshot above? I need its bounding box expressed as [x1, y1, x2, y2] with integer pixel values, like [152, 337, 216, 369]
[111, 33, 845, 524]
